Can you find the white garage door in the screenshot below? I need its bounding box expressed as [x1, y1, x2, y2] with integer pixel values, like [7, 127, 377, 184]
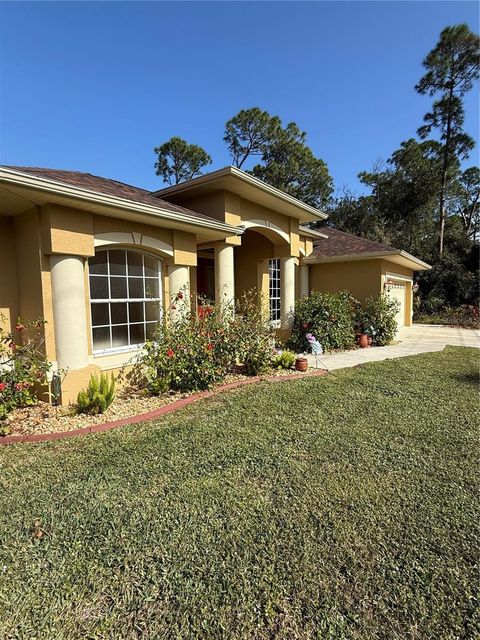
[387, 282, 406, 328]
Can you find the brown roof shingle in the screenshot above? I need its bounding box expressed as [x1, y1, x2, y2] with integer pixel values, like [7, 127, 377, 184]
[2, 166, 219, 223]
[312, 228, 397, 257]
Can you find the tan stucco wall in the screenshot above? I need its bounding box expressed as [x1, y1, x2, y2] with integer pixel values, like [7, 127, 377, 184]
[309, 259, 383, 302]
[1, 202, 200, 405]
[234, 230, 275, 297]
[0, 217, 19, 332]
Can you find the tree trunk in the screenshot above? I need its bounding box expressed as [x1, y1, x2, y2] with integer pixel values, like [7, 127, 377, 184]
[438, 85, 454, 257]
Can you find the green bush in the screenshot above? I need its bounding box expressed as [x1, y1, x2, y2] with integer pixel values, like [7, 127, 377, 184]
[76, 373, 116, 415]
[272, 350, 296, 370]
[357, 294, 399, 346]
[288, 291, 357, 353]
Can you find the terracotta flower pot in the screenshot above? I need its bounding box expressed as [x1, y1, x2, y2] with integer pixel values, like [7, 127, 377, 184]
[295, 357, 308, 372]
[358, 333, 369, 348]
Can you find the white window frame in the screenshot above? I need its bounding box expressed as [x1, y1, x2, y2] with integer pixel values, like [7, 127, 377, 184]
[268, 258, 281, 327]
[88, 249, 163, 356]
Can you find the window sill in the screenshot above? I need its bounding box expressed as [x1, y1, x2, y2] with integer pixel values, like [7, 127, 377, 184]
[89, 347, 144, 371]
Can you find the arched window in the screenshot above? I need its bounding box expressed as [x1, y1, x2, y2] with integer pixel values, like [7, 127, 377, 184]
[88, 249, 162, 354]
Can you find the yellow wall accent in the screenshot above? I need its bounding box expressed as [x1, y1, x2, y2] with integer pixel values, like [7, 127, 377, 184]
[42, 204, 95, 257]
[173, 230, 197, 266]
[13, 209, 45, 324]
[0, 217, 18, 332]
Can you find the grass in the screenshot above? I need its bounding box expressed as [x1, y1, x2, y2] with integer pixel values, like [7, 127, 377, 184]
[0, 347, 478, 639]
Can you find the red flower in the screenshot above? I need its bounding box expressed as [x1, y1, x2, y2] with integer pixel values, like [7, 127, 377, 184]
[166, 348, 175, 358]
[0, 382, 6, 393]
[15, 323, 25, 332]
[302, 323, 309, 329]
[177, 291, 184, 300]
[207, 343, 213, 351]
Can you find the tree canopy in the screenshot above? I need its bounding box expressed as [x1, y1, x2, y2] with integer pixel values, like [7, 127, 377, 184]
[415, 23, 480, 254]
[154, 137, 212, 185]
[224, 109, 333, 208]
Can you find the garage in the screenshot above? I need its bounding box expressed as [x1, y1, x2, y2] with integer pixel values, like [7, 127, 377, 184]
[386, 281, 407, 328]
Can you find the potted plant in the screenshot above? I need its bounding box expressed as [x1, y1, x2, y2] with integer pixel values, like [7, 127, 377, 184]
[295, 356, 308, 372]
[356, 322, 374, 348]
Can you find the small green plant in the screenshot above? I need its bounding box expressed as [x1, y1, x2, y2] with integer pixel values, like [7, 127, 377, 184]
[76, 373, 116, 415]
[147, 376, 171, 396]
[272, 350, 296, 370]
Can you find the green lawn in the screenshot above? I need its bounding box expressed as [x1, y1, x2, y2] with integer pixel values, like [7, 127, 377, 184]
[0, 348, 478, 639]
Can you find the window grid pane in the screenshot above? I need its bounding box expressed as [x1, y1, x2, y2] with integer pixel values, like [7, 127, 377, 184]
[269, 258, 281, 323]
[89, 250, 162, 353]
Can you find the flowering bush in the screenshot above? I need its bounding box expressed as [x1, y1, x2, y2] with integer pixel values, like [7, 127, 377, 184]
[356, 294, 398, 346]
[0, 317, 51, 423]
[288, 291, 358, 353]
[137, 291, 275, 393]
[139, 298, 237, 393]
[233, 292, 275, 376]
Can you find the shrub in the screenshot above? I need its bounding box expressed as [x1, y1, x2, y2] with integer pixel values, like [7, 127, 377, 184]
[414, 304, 480, 329]
[357, 294, 399, 346]
[233, 292, 275, 376]
[288, 291, 357, 353]
[0, 317, 51, 422]
[272, 350, 296, 370]
[137, 291, 275, 392]
[76, 373, 116, 415]
[140, 301, 237, 393]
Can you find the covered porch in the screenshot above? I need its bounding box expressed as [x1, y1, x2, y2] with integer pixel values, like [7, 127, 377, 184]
[194, 226, 311, 334]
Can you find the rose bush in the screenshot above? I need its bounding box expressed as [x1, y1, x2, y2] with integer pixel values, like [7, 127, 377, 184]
[137, 291, 275, 393]
[0, 317, 51, 424]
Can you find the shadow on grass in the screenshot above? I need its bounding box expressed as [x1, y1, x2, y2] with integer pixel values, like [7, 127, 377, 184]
[453, 371, 480, 387]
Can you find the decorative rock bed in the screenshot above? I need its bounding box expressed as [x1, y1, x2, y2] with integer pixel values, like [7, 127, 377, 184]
[0, 368, 328, 445]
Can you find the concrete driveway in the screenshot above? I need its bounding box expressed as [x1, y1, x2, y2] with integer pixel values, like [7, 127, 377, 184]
[306, 324, 480, 371]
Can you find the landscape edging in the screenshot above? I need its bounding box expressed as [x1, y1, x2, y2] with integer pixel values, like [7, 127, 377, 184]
[0, 370, 327, 445]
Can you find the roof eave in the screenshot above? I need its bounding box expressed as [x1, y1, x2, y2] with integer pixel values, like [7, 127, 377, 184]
[153, 166, 328, 223]
[304, 250, 431, 271]
[0, 167, 243, 237]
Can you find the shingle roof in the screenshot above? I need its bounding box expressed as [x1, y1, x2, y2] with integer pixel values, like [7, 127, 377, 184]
[312, 227, 397, 257]
[2, 166, 218, 222]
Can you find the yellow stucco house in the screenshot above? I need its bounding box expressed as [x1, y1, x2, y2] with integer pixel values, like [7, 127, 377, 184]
[0, 165, 430, 403]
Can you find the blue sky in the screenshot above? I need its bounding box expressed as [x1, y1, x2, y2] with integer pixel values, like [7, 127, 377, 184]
[1, 1, 478, 196]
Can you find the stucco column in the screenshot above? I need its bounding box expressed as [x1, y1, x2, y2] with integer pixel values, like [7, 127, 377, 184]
[280, 256, 296, 330]
[168, 265, 190, 320]
[214, 244, 235, 310]
[300, 265, 309, 298]
[50, 255, 89, 370]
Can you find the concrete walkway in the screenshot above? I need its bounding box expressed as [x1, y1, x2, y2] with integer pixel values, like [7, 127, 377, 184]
[305, 324, 480, 371]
